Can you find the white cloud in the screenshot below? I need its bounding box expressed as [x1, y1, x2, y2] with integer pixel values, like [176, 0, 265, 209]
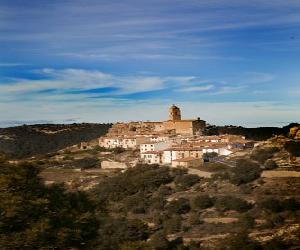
[178, 84, 214, 92]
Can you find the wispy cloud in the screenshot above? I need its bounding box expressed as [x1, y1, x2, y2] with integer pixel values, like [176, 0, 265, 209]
[178, 84, 214, 92]
[0, 62, 27, 67]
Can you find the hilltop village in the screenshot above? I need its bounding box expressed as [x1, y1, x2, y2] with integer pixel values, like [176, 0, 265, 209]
[95, 105, 254, 168]
[1, 106, 300, 249]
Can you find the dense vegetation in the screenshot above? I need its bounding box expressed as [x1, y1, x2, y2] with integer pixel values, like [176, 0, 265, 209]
[0, 160, 99, 249]
[0, 123, 111, 159]
[1, 150, 299, 249]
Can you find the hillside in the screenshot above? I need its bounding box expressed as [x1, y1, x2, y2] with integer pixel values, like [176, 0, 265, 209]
[0, 123, 111, 159]
[24, 134, 299, 249]
[204, 123, 299, 141]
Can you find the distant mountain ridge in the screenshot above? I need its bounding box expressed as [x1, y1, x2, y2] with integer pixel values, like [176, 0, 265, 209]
[204, 123, 299, 141]
[0, 123, 111, 159]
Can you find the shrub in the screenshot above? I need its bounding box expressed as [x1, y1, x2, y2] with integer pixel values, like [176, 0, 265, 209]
[260, 197, 300, 213]
[0, 161, 99, 250]
[73, 157, 99, 169]
[94, 164, 173, 202]
[166, 198, 191, 214]
[174, 174, 201, 190]
[163, 215, 182, 233]
[263, 214, 284, 228]
[112, 147, 126, 154]
[280, 198, 300, 211]
[96, 218, 149, 250]
[238, 214, 255, 229]
[230, 159, 262, 185]
[264, 159, 278, 170]
[203, 152, 218, 162]
[284, 140, 300, 157]
[120, 241, 151, 250]
[215, 196, 252, 212]
[188, 212, 203, 226]
[250, 147, 279, 164]
[262, 237, 288, 250]
[190, 195, 214, 210]
[259, 197, 282, 213]
[149, 231, 170, 250]
[222, 231, 261, 250]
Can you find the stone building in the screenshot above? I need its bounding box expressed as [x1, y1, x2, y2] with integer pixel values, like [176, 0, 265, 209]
[162, 105, 206, 135]
[105, 104, 206, 137]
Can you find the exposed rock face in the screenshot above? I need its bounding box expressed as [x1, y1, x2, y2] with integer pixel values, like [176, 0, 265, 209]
[289, 126, 300, 138]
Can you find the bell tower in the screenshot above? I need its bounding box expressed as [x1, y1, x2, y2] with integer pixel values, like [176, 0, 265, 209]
[169, 104, 181, 121]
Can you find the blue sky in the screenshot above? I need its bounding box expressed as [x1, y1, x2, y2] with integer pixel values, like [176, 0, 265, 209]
[0, 0, 300, 127]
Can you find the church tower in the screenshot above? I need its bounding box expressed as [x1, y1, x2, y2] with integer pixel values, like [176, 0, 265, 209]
[169, 104, 181, 121]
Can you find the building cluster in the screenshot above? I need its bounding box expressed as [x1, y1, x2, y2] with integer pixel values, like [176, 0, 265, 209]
[98, 105, 254, 168]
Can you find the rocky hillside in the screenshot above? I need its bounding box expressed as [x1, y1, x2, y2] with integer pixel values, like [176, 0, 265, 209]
[0, 123, 111, 159]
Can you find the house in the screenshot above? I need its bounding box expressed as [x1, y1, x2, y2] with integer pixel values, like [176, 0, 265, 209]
[162, 147, 203, 164]
[99, 136, 149, 149]
[141, 151, 163, 164]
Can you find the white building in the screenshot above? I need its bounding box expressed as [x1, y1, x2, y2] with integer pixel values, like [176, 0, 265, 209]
[141, 151, 163, 164]
[99, 136, 149, 149]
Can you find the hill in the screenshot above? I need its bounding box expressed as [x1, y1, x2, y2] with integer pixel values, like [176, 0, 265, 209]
[0, 123, 111, 159]
[204, 123, 299, 141]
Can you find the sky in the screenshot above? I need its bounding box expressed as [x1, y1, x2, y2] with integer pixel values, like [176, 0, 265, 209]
[0, 0, 300, 127]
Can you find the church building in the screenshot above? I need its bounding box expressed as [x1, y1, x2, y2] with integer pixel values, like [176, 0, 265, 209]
[161, 105, 206, 135]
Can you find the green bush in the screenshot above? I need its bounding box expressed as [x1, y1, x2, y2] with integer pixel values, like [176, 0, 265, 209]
[215, 196, 252, 212]
[94, 164, 173, 202]
[96, 218, 149, 250]
[222, 231, 261, 250]
[190, 194, 214, 210]
[250, 147, 279, 164]
[112, 147, 126, 154]
[163, 215, 182, 233]
[149, 231, 170, 250]
[230, 159, 262, 185]
[174, 174, 201, 190]
[259, 197, 282, 213]
[238, 214, 255, 229]
[263, 214, 284, 228]
[166, 198, 191, 214]
[73, 157, 99, 169]
[264, 159, 278, 170]
[281, 198, 300, 211]
[284, 140, 300, 157]
[188, 212, 203, 226]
